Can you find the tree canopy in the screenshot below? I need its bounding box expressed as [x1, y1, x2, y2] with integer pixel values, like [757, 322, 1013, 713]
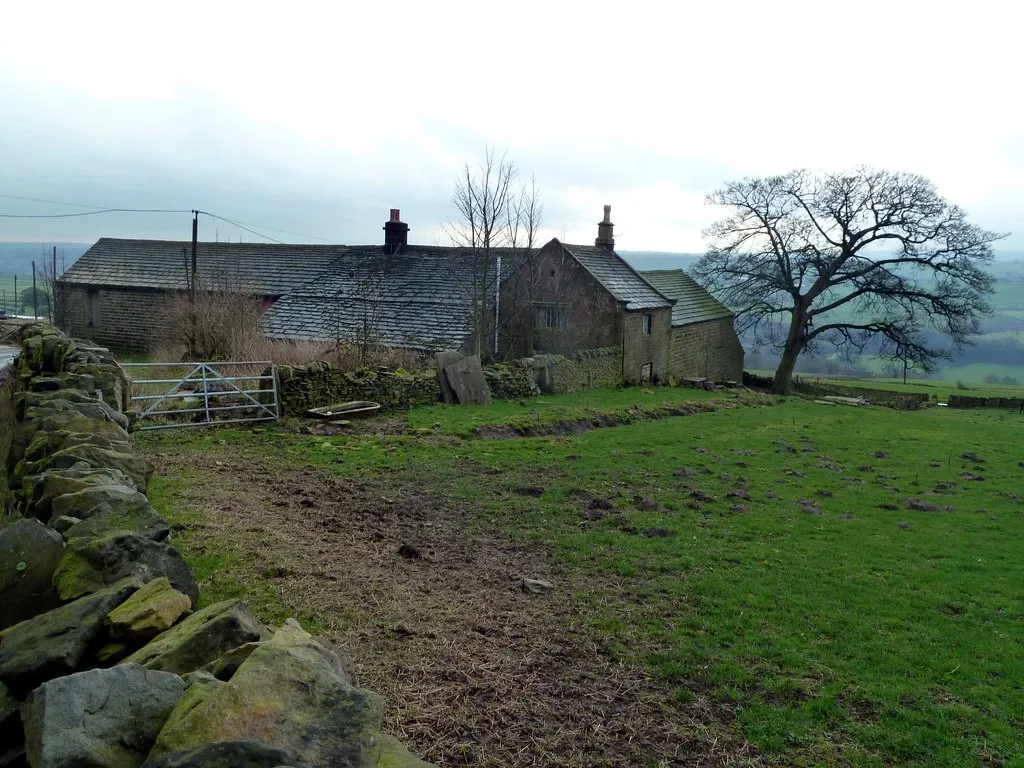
[692, 168, 1005, 393]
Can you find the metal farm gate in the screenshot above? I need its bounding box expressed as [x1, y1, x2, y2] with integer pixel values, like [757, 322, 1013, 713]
[124, 361, 279, 430]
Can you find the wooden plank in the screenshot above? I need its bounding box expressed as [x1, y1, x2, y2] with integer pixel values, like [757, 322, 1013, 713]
[442, 354, 492, 405]
[435, 351, 464, 404]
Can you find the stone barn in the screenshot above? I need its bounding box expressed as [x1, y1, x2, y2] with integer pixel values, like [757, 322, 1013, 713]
[638, 269, 743, 382]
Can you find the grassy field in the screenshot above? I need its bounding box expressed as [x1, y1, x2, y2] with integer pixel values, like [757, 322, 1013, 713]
[139, 390, 1024, 767]
[749, 369, 1024, 400]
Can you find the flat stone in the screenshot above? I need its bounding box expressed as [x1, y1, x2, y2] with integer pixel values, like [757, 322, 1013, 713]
[22, 664, 185, 768]
[23, 466, 139, 522]
[0, 577, 140, 695]
[142, 741, 306, 768]
[19, 446, 152, 493]
[105, 578, 192, 643]
[150, 619, 382, 768]
[0, 519, 64, 630]
[122, 599, 262, 676]
[52, 532, 198, 606]
[62, 498, 170, 544]
[51, 485, 149, 521]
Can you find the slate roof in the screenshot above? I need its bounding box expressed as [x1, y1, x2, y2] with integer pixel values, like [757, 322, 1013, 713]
[58, 238, 348, 295]
[560, 243, 673, 311]
[637, 269, 734, 326]
[262, 245, 518, 351]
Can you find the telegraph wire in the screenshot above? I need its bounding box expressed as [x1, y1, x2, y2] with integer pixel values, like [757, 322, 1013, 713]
[0, 196, 338, 244]
[0, 207, 191, 218]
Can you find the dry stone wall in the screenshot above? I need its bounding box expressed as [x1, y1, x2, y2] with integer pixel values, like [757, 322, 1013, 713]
[0, 323, 432, 768]
[276, 347, 627, 414]
[947, 394, 1024, 409]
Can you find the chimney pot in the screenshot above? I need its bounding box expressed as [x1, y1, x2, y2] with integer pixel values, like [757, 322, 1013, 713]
[595, 205, 615, 250]
[383, 208, 409, 254]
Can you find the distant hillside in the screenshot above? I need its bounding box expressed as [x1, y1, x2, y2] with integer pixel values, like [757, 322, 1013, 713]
[0, 242, 90, 277]
[619, 251, 702, 272]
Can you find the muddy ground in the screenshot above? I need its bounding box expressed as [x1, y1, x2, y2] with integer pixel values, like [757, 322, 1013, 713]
[147, 449, 761, 768]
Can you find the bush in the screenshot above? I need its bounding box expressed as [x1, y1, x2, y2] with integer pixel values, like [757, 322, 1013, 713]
[1001, 375, 1020, 386]
[983, 373, 1001, 385]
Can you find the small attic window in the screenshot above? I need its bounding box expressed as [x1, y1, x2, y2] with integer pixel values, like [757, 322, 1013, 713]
[642, 313, 652, 334]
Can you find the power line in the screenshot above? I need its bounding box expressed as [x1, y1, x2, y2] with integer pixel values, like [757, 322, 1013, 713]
[0, 196, 339, 243]
[0, 207, 191, 218]
[195, 211, 288, 245]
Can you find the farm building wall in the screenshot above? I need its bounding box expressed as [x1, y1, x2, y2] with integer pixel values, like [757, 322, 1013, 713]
[668, 317, 744, 382]
[498, 242, 622, 361]
[621, 309, 671, 385]
[55, 283, 173, 354]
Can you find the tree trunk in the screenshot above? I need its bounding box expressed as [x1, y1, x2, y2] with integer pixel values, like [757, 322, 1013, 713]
[772, 305, 806, 395]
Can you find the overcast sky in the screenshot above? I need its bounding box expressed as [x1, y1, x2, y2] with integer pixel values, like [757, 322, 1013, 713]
[0, 0, 1020, 252]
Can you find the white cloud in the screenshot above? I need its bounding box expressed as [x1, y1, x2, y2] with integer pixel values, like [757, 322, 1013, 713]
[0, 0, 1020, 249]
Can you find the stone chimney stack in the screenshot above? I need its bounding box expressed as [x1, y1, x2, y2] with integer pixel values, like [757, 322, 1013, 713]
[383, 208, 409, 254]
[595, 205, 614, 250]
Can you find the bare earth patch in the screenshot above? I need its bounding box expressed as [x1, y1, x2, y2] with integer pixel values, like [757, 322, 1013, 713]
[147, 451, 760, 768]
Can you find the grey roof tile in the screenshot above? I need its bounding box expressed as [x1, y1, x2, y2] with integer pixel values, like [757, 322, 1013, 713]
[58, 238, 347, 295]
[638, 269, 734, 326]
[561, 243, 673, 311]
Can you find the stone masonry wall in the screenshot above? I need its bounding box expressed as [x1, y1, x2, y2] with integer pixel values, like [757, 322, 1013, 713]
[668, 317, 744, 383]
[947, 394, 1023, 409]
[56, 283, 173, 354]
[621, 308, 671, 385]
[545, 348, 623, 394]
[275, 363, 441, 417]
[0, 324, 431, 768]
[276, 347, 627, 413]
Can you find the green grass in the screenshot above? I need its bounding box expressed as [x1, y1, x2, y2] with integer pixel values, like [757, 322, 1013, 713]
[141, 393, 1024, 766]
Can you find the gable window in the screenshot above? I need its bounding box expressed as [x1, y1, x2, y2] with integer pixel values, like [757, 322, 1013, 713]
[642, 313, 652, 334]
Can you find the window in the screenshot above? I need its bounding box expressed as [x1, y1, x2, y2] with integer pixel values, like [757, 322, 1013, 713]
[533, 303, 565, 330]
[88, 290, 100, 328]
[642, 313, 652, 334]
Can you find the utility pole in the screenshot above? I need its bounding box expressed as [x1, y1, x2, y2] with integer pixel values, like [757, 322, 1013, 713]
[190, 210, 199, 303]
[32, 262, 38, 320]
[13, 275, 17, 316]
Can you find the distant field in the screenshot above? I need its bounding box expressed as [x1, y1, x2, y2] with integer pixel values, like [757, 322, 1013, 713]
[0, 275, 49, 317]
[752, 369, 1024, 400]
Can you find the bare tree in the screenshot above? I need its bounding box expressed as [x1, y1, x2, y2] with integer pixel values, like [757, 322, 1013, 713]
[693, 168, 1005, 394]
[501, 174, 544, 355]
[445, 147, 519, 358]
[327, 262, 388, 366]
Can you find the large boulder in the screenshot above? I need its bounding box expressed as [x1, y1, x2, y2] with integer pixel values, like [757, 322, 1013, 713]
[51, 485, 149, 521]
[154, 671, 223, 742]
[18, 445, 152, 493]
[62, 498, 170, 544]
[0, 518, 64, 630]
[22, 466, 139, 522]
[22, 420, 130, 463]
[105, 578, 192, 644]
[122, 600, 261, 676]
[150, 619, 383, 768]
[52, 532, 198, 605]
[142, 741, 306, 768]
[22, 664, 185, 768]
[0, 577, 140, 695]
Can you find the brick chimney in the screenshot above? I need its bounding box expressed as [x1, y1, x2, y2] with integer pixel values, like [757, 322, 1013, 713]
[383, 208, 409, 254]
[595, 205, 614, 250]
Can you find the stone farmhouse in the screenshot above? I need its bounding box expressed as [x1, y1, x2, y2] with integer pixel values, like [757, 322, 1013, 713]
[55, 207, 743, 384]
